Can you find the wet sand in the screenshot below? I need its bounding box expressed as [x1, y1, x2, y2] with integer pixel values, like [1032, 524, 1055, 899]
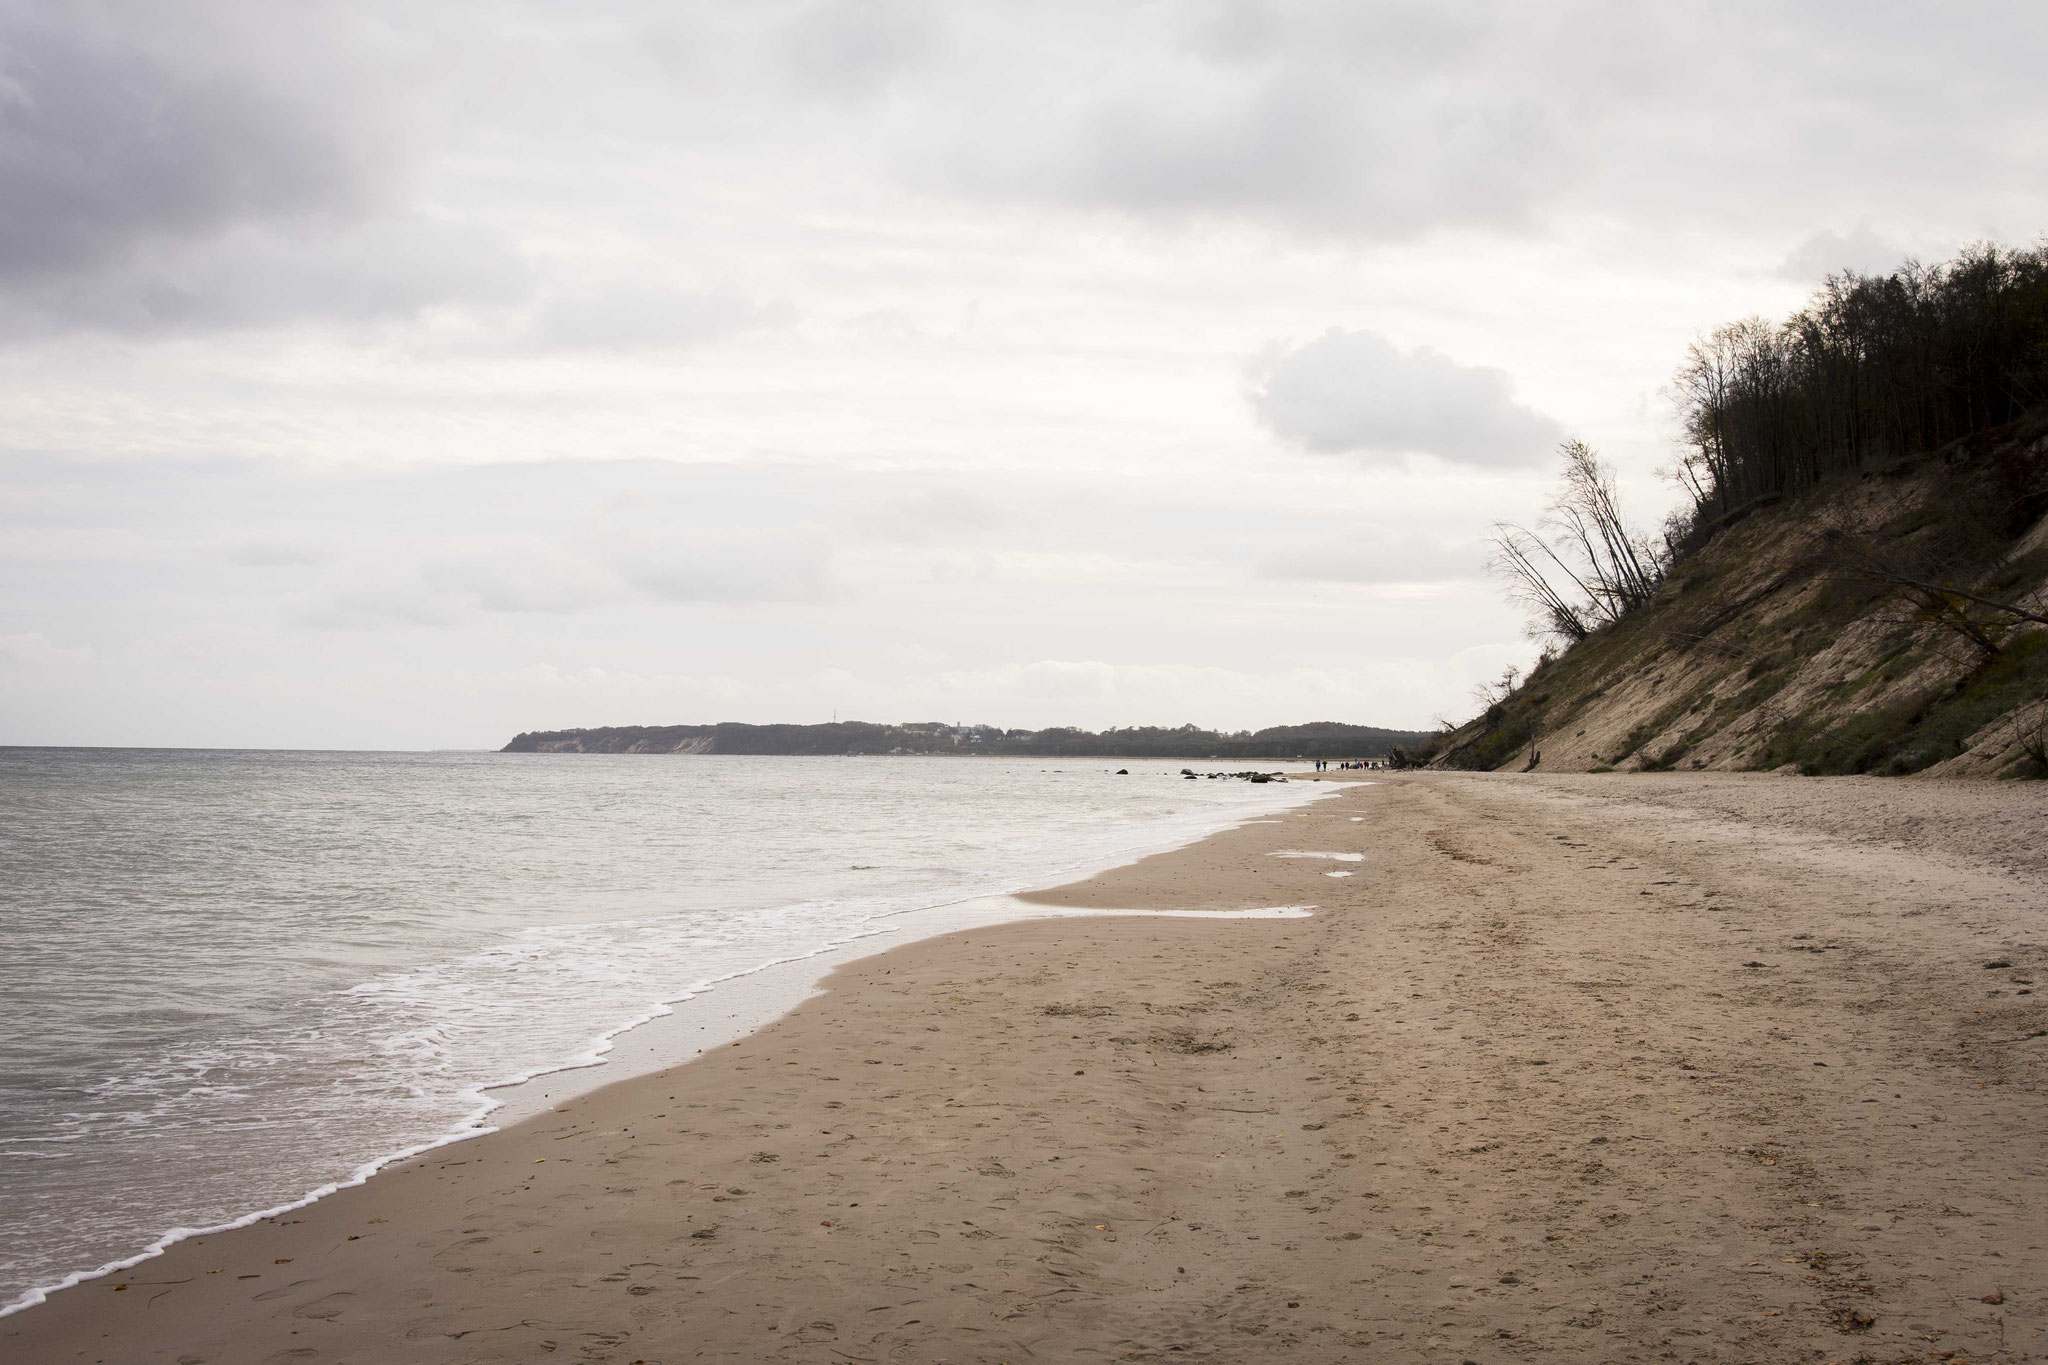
[8, 772, 2047, 1363]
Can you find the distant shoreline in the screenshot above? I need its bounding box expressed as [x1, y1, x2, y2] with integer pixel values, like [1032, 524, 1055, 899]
[504, 719, 1433, 760]
[510, 750, 1328, 762]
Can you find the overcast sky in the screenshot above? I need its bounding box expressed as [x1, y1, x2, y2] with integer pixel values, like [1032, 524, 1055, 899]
[3, 1, 2043, 748]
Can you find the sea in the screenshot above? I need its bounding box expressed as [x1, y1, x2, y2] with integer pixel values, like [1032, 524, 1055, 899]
[0, 748, 1328, 1314]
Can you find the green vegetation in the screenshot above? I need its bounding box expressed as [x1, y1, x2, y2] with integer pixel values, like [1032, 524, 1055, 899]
[1762, 632, 2048, 776]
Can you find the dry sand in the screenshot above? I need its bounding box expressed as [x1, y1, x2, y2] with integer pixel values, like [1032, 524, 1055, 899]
[8, 771, 2047, 1364]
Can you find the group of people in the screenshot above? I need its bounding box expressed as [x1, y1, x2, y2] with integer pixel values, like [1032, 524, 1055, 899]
[1310, 758, 1385, 771]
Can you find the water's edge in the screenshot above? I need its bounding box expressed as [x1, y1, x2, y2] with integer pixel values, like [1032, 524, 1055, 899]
[1, 778, 1345, 1317]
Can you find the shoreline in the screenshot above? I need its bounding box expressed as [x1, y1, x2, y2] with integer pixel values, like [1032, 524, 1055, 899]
[8, 771, 2045, 1362]
[0, 771, 1342, 1321]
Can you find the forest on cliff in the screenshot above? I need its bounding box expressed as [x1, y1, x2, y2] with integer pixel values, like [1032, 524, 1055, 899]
[1441, 241, 2048, 777]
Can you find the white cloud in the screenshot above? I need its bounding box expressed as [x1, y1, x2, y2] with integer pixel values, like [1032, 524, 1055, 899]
[217, 537, 330, 568]
[294, 585, 460, 633]
[292, 526, 835, 630]
[421, 539, 624, 616]
[840, 487, 1011, 545]
[1255, 531, 1484, 584]
[532, 283, 792, 352]
[609, 532, 832, 605]
[780, 0, 940, 103]
[0, 630, 89, 671]
[882, 3, 1563, 235]
[1251, 328, 1562, 466]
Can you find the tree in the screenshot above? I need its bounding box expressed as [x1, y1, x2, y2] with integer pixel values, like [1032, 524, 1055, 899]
[1666, 241, 2048, 545]
[1472, 664, 1521, 710]
[1488, 441, 1668, 646]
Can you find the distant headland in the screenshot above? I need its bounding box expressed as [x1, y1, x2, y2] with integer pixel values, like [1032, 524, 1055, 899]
[501, 720, 1433, 760]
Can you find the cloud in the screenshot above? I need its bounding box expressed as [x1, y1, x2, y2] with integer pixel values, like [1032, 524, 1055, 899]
[1777, 224, 1914, 282]
[0, 7, 375, 286]
[610, 532, 831, 605]
[944, 658, 1122, 702]
[0, 8, 536, 339]
[0, 630, 89, 671]
[5, 2, 2043, 351]
[885, 2, 1563, 235]
[0, 216, 531, 338]
[781, 0, 940, 102]
[296, 527, 833, 630]
[217, 537, 330, 568]
[841, 487, 1011, 545]
[533, 283, 790, 351]
[1255, 532, 1483, 585]
[1250, 328, 1561, 466]
[294, 585, 460, 632]
[793, 3, 2048, 245]
[422, 539, 624, 616]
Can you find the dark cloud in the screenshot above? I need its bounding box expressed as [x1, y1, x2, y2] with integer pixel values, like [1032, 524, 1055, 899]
[0, 216, 530, 337]
[0, 5, 545, 339]
[1251, 328, 1562, 466]
[0, 6, 374, 284]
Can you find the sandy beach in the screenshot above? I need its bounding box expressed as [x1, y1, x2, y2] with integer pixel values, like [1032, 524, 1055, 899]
[9, 771, 2047, 1364]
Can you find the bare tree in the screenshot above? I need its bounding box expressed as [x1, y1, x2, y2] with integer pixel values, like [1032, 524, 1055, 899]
[1487, 441, 1667, 645]
[1471, 664, 1521, 711]
[1548, 440, 1667, 617]
[1487, 523, 1590, 644]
